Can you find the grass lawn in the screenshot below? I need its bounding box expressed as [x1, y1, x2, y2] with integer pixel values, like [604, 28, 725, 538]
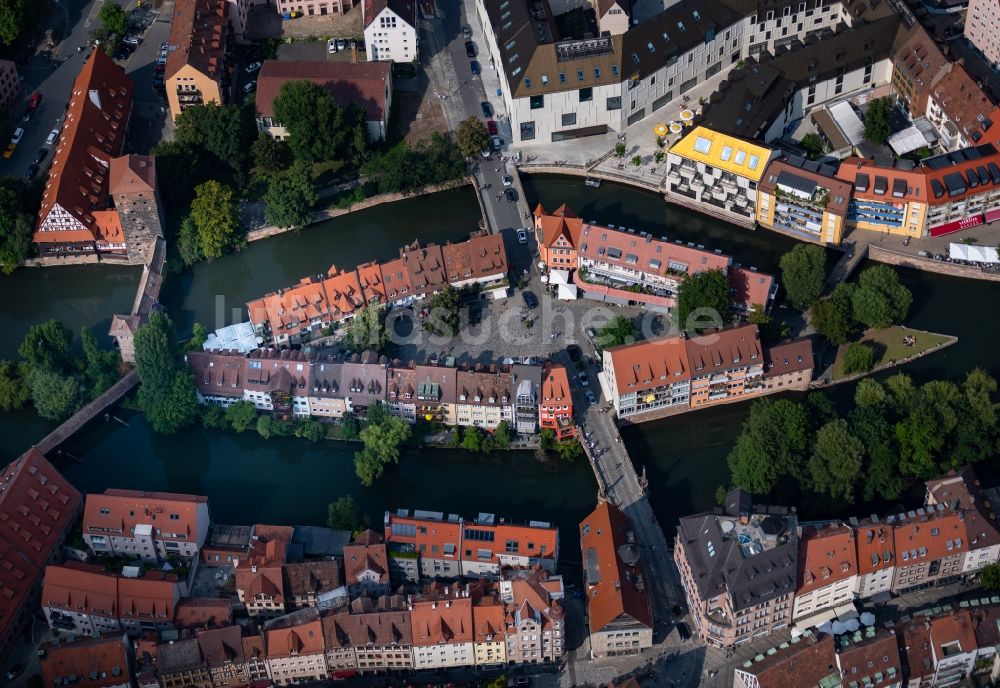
[314, 159, 348, 187]
[831, 326, 954, 381]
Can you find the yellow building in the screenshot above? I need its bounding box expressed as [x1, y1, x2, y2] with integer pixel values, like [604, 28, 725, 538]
[835, 157, 930, 237]
[665, 126, 777, 224]
[165, 0, 228, 121]
[756, 157, 853, 245]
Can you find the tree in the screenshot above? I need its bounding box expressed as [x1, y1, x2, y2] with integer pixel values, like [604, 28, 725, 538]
[484, 676, 507, 688]
[0, 178, 34, 273]
[980, 563, 1000, 590]
[676, 269, 731, 332]
[297, 419, 325, 442]
[327, 495, 364, 532]
[347, 304, 388, 352]
[539, 428, 556, 451]
[727, 399, 809, 495]
[461, 426, 485, 452]
[424, 285, 462, 337]
[630, 154, 643, 168]
[362, 142, 415, 194]
[150, 141, 221, 215]
[188, 323, 209, 351]
[264, 160, 318, 228]
[0, 360, 29, 411]
[29, 368, 85, 421]
[748, 303, 789, 345]
[852, 265, 912, 329]
[811, 283, 857, 345]
[252, 135, 293, 175]
[595, 316, 636, 348]
[354, 416, 411, 486]
[134, 312, 198, 434]
[455, 116, 490, 158]
[79, 327, 120, 397]
[614, 143, 626, 158]
[843, 342, 876, 375]
[190, 180, 240, 260]
[854, 377, 888, 409]
[225, 401, 258, 432]
[341, 414, 360, 440]
[19, 320, 73, 372]
[654, 150, 665, 164]
[177, 217, 204, 266]
[493, 420, 513, 449]
[863, 97, 892, 146]
[175, 103, 253, 177]
[850, 405, 903, 501]
[98, 2, 127, 37]
[779, 244, 826, 310]
[272, 80, 356, 162]
[256, 414, 273, 438]
[0, 0, 30, 46]
[555, 438, 583, 462]
[808, 419, 864, 502]
[800, 133, 826, 159]
[202, 404, 227, 430]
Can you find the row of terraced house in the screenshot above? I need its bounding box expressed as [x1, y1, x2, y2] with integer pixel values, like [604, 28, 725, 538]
[187, 348, 576, 436]
[674, 466, 1000, 654]
[245, 231, 509, 347]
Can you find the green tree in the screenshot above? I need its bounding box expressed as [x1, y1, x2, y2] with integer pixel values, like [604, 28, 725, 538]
[98, 2, 127, 37]
[854, 377, 888, 409]
[297, 419, 325, 442]
[327, 495, 364, 532]
[596, 316, 636, 348]
[539, 428, 556, 451]
[341, 414, 360, 440]
[727, 399, 809, 495]
[614, 142, 626, 158]
[843, 342, 876, 375]
[0, 0, 30, 46]
[202, 404, 227, 430]
[188, 322, 209, 351]
[354, 416, 411, 486]
[0, 360, 29, 411]
[424, 285, 462, 337]
[29, 368, 85, 421]
[225, 401, 258, 432]
[461, 426, 484, 452]
[851, 265, 912, 328]
[175, 103, 253, 176]
[19, 320, 73, 372]
[808, 419, 864, 502]
[811, 283, 857, 345]
[748, 303, 789, 345]
[190, 180, 240, 260]
[980, 563, 1000, 590]
[493, 420, 513, 449]
[630, 154, 643, 168]
[252, 135, 293, 175]
[347, 304, 388, 352]
[863, 98, 892, 146]
[555, 438, 583, 462]
[177, 216, 204, 266]
[79, 327, 120, 397]
[150, 141, 221, 217]
[264, 160, 318, 228]
[362, 142, 415, 194]
[800, 132, 826, 159]
[850, 405, 903, 501]
[134, 312, 198, 434]
[779, 244, 826, 310]
[484, 676, 507, 688]
[273, 80, 357, 162]
[0, 178, 34, 273]
[256, 414, 273, 438]
[455, 116, 490, 158]
[676, 269, 731, 332]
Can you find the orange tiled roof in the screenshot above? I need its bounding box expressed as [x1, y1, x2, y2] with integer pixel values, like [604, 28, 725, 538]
[473, 597, 505, 642]
[174, 597, 233, 629]
[109, 154, 156, 196]
[541, 364, 572, 407]
[34, 50, 133, 245]
[854, 521, 895, 575]
[43, 562, 180, 621]
[442, 232, 507, 283]
[456, 368, 513, 408]
[575, 220, 731, 278]
[400, 242, 447, 296]
[321, 267, 366, 320]
[410, 597, 474, 646]
[892, 509, 968, 563]
[165, 0, 227, 81]
[836, 157, 929, 203]
[605, 336, 690, 396]
[83, 489, 207, 543]
[40, 635, 131, 688]
[380, 256, 412, 301]
[929, 610, 979, 657]
[344, 536, 389, 587]
[684, 325, 762, 373]
[729, 267, 774, 309]
[930, 65, 1000, 145]
[796, 524, 856, 595]
[265, 617, 325, 658]
[247, 276, 330, 337]
[356, 261, 387, 305]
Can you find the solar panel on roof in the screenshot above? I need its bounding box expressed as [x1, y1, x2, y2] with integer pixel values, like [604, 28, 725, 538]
[978, 166, 991, 186]
[585, 547, 600, 584]
[989, 162, 1000, 184]
[966, 169, 979, 188]
[944, 172, 966, 197]
[930, 179, 945, 198]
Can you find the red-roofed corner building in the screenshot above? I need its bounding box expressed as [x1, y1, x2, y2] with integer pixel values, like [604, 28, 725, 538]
[926, 64, 1000, 152]
[791, 524, 858, 632]
[540, 363, 575, 441]
[254, 60, 392, 142]
[82, 489, 211, 563]
[165, 0, 228, 121]
[890, 508, 969, 595]
[580, 501, 653, 659]
[235, 525, 293, 618]
[500, 568, 566, 664]
[33, 50, 134, 260]
[40, 634, 134, 688]
[343, 529, 390, 597]
[0, 449, 82, 658]
[897, 610, 981, 687]
[835, 157, 930, 238]
[924, 466, 1000, 575]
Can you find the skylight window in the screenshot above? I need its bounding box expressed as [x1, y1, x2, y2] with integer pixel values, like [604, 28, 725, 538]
[677, 21, 686, 31]
[632, 52, 640, 64]
[720, 146, 733, 161]
[693, 10, 701, 20]
[748, 155, 760, 170]
[647, 42, 655, 53]
[734, 150, 747, 165]
[694, 136, 712, 154]
[662, 31, 670, 42]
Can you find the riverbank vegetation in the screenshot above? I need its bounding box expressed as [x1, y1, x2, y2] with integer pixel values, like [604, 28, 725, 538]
[812, 264, 913, 344]
[831, 326, 953, 380]
[0, 177, 40, 273]
[326, 495, 366, 532]
[0, 319, 122, 420]
[540, 429, 584, 462]
[724, 368, 1000, 510]
[133, 312, 199, 434]
[676, 269, 731, 331]
[779, 244, 825, 310]
[353, 402, 411, 487]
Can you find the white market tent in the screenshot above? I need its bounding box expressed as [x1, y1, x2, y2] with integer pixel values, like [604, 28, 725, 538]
[888, 126, 931, 156]
[829, 101, 866, 146]
[949, 243, 1000, 263]
[548, 269, 578, 300]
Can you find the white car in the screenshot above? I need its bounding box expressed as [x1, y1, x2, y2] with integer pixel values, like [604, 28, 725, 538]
[243, 80, 256, 94]
[46, 128, 60, 145]
[502, 175, 513, 187]
[517, 229, 528, 244]
[10, 127, 24, 144]
[245, 61, 262, 73]
[123, 35, 140, 46]
[327, 41, 337, 54]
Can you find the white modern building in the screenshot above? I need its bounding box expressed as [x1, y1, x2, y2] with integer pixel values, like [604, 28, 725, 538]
[363, 0, 418, 63]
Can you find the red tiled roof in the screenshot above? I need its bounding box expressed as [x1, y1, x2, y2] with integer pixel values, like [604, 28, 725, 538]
[174, 597, 233, 629]
[605, 336, 690, 396]
[255, 60, 390, 121]
[410, 597, 474, 646]
[764, 338, 814, 379]
[685, 325, 762, 373]
[854, 522, 895, 575]
[541, 364, 572, 408]
[442, 232, 508, 283]
[930, 64, 1000, 146]
[923, 144, 1000, 205]
[43, 562, 180, 621]
[740, 632, 838, 688]
[265, 617, 325, 658]
[109, 154, 156, 196]
[892, 509, 968, 563]
[836, 157, 929, 203]
[579, 501, 652, 634]
[165, 0, 227, 81]
[729, 267, 775, 309]
[40, 635, 131, 688]
[34, 50, 133, 245]
[473, 597, 505, 642]
[0, 449, 81, 643]
[364, 0, 416, 28]
[83, 489, 208, 543]
[343, 538, 389, 586]
[188, 350, 247, 399]
[380, 256, 412, 302]
[796, 524, 856, 595]
[929, 610, 979, 657]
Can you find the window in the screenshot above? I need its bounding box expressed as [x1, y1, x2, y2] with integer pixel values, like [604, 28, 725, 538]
[579, 87, 592, 102]
[520, 121, 535, 141]
[594, 67, 601, 79]
[607, 96, 621, 110]
[559, 72, 566, 83]
[562, 112, 576, 126]
[529, 95, 544, 110]
[577, 69, 584, 81]
[524, 77, 532, 89]
[541, 74, 549, 86]
[612, 64, 619, 76]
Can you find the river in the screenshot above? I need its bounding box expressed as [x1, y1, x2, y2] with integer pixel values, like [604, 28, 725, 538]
[1, 178, 998, 550]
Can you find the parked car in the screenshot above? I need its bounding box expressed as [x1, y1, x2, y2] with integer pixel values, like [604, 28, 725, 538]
[336, 38, 347, 50]
[480, 148, 491, 158]
[245, 61, 262, 73]
[502, 175, 513, 187]
[11, 127, 24, 144]
[46, 128, 60, 145]
[465, 40, 477, 57]
[462, 25, 472, 39]
[487, 119, 498, 135]
[24, 163, 38, 180]
[327, 40, 337, 54]
[470, 60, 480, 75]
[2, 143, 14, 158]
[676, 621, 692, 641]
[28, 92, 42, 110]
[243, 81, 256, 94]
[505, 188, 517, 203]
[123, 35, 141, 45]
[481, 101, 492, 118]
[578, 372, 590, 387]
[522, 291, 538, 309]
[491, 134, 502, 150]
[517, 228, 527, 243]
[585, 390, 596, 405]
[33, 148, 47, 164]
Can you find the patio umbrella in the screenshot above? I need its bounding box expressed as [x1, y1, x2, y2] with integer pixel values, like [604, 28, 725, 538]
[654, 122, 669, 137]
[669, 122, 683, 134]
[860, 612, 876, 626]
[680, 109, 694, 122]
